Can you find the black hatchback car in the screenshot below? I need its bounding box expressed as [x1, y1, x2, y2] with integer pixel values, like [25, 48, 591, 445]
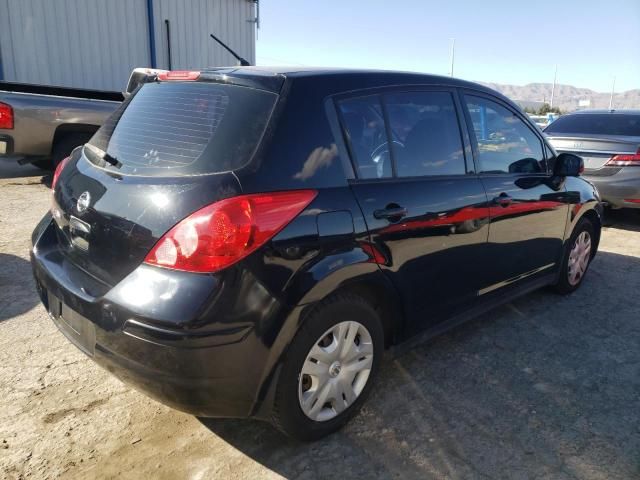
[32, 67, 602, 440]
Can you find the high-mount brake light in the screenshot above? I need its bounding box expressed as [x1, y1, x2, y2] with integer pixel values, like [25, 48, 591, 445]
[51, 156, 71, 192]
[606, 148, 640, 166]
[144, 190, 318, 273]
[0, 102, 14, 129]
[157, 71, 201, 81]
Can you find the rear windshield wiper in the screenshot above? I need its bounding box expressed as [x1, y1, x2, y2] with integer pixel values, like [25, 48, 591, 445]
[102, 152, 121, 167]
[84, 144, 122, 168]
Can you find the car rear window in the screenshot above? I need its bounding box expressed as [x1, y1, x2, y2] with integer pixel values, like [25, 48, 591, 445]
[545, 113, 640, 137]
[85, 82, 277, 176]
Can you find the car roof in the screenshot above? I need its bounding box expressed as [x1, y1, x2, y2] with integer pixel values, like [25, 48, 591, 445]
[200, 65, 500, 94]
[567, 109, 640, 115]
[204, 65, 447, 77]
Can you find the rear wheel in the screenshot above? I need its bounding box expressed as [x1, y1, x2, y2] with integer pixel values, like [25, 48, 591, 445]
[553, 217, 595, 294]
[272, 293, 383, 441]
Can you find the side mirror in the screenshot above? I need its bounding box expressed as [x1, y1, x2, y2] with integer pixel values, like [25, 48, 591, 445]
[553, 153, 583, 177]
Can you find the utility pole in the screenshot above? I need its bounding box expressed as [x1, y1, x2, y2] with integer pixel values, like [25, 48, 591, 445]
[609, 76, 616, 110]
[449, 38, 455, 77]
[550, 64, 557, 109]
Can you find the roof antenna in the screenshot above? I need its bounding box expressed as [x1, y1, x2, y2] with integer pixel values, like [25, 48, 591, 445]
[209, 33, 251, 66]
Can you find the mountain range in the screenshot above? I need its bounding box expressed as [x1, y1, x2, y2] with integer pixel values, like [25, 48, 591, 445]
[479, 82, 640, 112]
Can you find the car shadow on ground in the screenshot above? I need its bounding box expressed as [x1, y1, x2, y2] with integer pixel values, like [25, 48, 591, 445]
[199, 250, 640, 479]
[0, 253, 40, 322]
[604, 208, 640, 232]
[0, 160, 51, 187]
[0, 160, 44, 178]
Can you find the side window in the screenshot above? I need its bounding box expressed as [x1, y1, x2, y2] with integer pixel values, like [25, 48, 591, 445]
[337, 95, 391, 179]
[384, 91, 466, 177]
[544, 143, 555, 173]
[464, 95, 545, 174]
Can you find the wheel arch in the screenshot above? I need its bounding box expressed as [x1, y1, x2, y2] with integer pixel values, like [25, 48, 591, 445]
[293, 258, 406, 349]
[562, 176, 603, 259]
[50, 123, 100, 154]
[330, 277, 404, 348]
[566, 202, 602, 257]
[581, 208, 602, 258]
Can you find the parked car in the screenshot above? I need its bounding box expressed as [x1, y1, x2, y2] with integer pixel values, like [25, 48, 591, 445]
[31, 67, 602, 441]
[544, 110, 640, 209]
[0, 69, 163, 169]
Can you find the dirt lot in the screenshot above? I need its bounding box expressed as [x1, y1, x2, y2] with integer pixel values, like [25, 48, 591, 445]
[1, 161, 639, 480]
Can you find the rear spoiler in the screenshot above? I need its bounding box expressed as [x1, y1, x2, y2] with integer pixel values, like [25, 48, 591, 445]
[124, 68, 168, 97]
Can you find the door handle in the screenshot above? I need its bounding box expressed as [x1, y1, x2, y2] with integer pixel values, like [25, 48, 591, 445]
[374, 206, 408, 221]
[493, 193, 513, 207]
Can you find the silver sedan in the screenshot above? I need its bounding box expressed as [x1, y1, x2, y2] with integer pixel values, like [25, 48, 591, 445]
[545, 110, 640, 209]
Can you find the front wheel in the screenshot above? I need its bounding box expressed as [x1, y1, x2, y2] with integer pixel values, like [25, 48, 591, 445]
[553, 217, 595, 294]
[272, 293, 384, 441]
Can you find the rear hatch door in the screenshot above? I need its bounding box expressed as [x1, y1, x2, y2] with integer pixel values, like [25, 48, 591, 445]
[51, 79, 279, 286]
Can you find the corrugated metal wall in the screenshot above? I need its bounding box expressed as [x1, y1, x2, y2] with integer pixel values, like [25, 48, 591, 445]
[0, 0, 151, 90]
[0, 0, 256, 91]
[152, 0, 255, 71]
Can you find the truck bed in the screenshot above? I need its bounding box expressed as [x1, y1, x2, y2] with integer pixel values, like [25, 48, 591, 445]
[0, 81, 124, 102]
[0, 82, 122, 166]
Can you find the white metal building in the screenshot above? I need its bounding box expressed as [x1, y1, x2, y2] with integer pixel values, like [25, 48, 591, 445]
[0, 0, 257, 91]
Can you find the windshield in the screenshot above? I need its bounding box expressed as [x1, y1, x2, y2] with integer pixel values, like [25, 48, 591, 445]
[85, 82, 277, 176]
[545, 113, 640, 137]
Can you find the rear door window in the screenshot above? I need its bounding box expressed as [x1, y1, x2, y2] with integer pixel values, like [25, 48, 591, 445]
[464, 95, 545, 174]
[337, 95, 392, 179]
[384, 91, 466, 177]
[544, 113, 640, 136]
[86, 82, 277, 176]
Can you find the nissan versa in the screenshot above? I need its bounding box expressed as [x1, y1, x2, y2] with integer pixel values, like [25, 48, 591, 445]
[31, 67, 602, 440]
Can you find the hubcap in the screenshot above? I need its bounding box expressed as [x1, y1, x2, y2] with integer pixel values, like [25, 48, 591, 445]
[298, 321, 374, 422]
[568, 230, 592, 286]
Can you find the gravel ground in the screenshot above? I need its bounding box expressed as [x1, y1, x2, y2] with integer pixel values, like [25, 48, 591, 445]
[1, 161, 639, 480]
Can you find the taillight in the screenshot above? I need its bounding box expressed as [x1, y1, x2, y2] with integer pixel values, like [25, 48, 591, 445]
[606, 148, 640, 166]
[144, 190, 318, 273]
[157, 70, 201, 81]
[52, 156, 71, 191]
[0, 102, 13, 129]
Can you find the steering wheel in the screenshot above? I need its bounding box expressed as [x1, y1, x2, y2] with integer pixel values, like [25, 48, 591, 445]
[370, 141, 404, 178]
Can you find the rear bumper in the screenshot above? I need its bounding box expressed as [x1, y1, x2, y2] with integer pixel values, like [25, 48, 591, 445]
[583, 168, 640, 209]
[31, 214, 285, 418]
[0, 134, 14, 156]
[0, 133, 46, 164]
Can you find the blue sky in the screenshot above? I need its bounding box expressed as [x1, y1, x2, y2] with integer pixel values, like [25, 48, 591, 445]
[256, 0, 640, 93]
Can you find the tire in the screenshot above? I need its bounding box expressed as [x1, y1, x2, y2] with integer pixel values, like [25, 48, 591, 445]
[553, 217, 595, 294]
[272, 293, 384, 441]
